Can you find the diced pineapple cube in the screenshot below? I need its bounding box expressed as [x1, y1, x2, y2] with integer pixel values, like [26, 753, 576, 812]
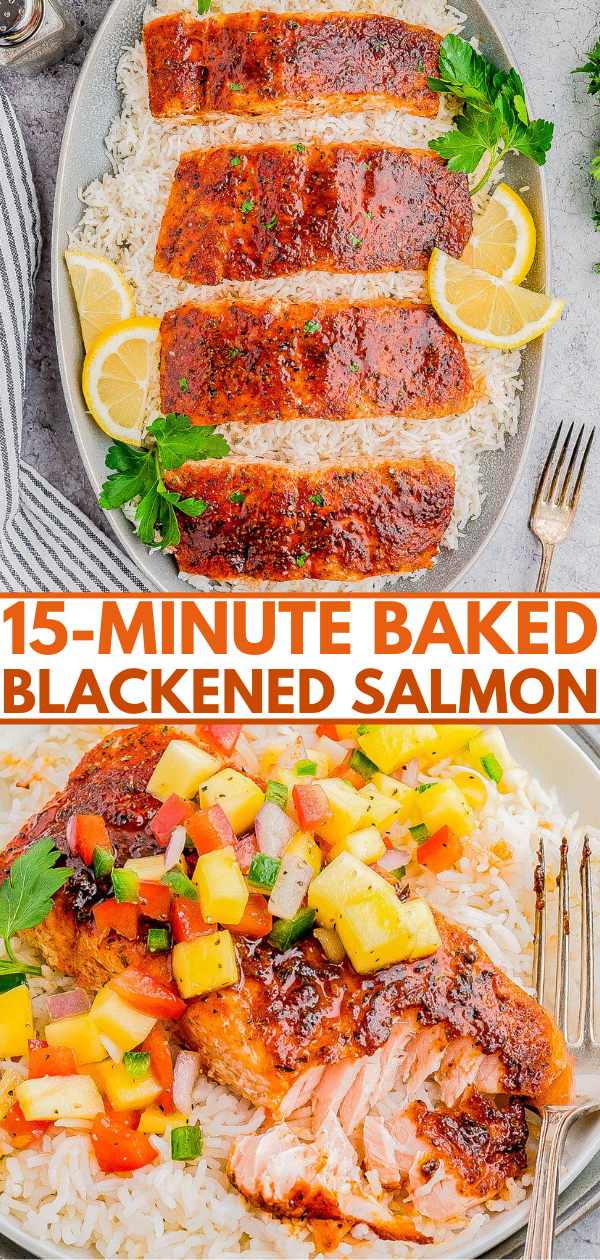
[123, 854, 167, 882]
[418, 780, 475, 839]
[357, 726, 437, 775]
[93, 1060, 162, 1110]
[370, 774, 415, 823]
[193, 845, 249, 924]
[337, 895, 442, 973]
[16, 1074, 104, 1122]
[356, 785, 400, 834]
[260, 743, 285, 779]
[329, 826, 386, 866]
[452, 771, 488, 809]
[172, 931, 239, 999]
[285, 831, 322, 874]
[316, 779, 366, 844]
[0, 1067, 22, 1122]
[199, 768, 264, 834]
[0, 981, 33, 1058]
[90, 986, 156, 1052]
[307, 850, 380, 931]
[45, 1014, 106, 1065]
[468, 728, 514, 788]
[147, 740, 221, 802]
[139, 1106, 188, 1135]
[335, 726, 359, 740]
[425, 726, 482, 766]
[261, 745, 329, 782]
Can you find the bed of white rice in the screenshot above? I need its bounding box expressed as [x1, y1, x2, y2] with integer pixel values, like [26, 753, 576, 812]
[0, 724, 598, 1258]
[70, 0, 523, 593]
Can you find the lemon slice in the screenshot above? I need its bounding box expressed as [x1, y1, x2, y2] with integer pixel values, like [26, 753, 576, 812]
[428, 250, 564, 350]
[461, 184, 536, 284]
[82, 317, 161, 444]
[65, 250, 135, 351]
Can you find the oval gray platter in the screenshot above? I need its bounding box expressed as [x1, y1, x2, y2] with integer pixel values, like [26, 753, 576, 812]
[51, 0, 550, 593]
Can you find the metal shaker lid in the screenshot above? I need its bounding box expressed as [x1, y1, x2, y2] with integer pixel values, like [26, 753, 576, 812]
[0, 0, 43, 44]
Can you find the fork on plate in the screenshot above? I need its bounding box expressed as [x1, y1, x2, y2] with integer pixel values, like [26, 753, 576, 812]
[523, 835, 600, 1259]
[529, 423, 595, 593]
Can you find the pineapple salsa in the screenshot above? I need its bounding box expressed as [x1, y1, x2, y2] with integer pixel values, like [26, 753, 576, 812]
[0, 722, 516, 1172]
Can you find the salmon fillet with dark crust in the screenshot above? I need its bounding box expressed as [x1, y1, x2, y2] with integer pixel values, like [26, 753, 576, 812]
[154, 143, 473, 285]
[160, 299, 475, 425]
[162, 456, 455, 582]
[144, 11, 442, 120]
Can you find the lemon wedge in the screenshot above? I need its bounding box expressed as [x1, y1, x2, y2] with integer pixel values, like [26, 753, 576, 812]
[461, 184, 536, 284]
[82, 317, 161, 444]
[65, 250, 136, 352]
[428, 250, 564, 350]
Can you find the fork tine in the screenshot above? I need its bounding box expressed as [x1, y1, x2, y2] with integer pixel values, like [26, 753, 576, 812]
[569, 427, 595, 511]
[554, 838, 570, 1038]
[532, 837, 546, 1005]
[532, 423, 562, 514]
[557, 426, 584, 507]
[577, 836, 595, 1044]
[547, 422, 574, 503]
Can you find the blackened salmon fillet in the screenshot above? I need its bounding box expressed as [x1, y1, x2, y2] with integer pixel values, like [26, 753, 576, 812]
[162, 456, 455, 581]
[144, 11, 442, 120]
[160, 299, 475, 425]
[154, 143, 473, 285]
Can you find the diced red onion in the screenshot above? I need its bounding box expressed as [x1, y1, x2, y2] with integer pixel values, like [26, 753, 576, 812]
[398, 759, 419, 787]
[338, 739, 356, 751]
[274, 736, 306, 772]
[255, 802, 297, 858]
[268, 854, 314, 920]
[66, 815, 78, 856]
[45, 988, 90, 1020]
[163, 825, 187, 871]
[315, 735, 347, 769]
[377, 847, 411, 872]
[99, 1034, 123, 1063]
[173, 1050, 200, 1117]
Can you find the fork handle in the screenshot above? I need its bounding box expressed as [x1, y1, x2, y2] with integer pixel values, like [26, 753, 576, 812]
[523, 1104, 586, 1259]
[535, 543, 555, 592]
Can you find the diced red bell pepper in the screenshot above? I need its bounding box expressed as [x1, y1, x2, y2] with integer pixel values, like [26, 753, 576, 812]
[139, 881, 171, 921]
[93, 899, 139, 941]
[417, 825, 463, 875]
[109, 966, 186, 1020]
[292, 782, 333, 832]
[68, 814, 112, 867]
[150, 793, 196, 846]
[103, 1100, 141, 1129]
[1, 1102, 49, 1149]
[227, 892, 272, 939]
[185, 802, 236, 856]
[196, 724, 242, 756]
[142, 1022, 174, 1113]
[28, 1046, 78, 1079]
[382, 835, 395, 851]
[331, 763, 365, 790]
[315, 724, 338, 740]
[232, 829, 258, 875]
[170, 897, 213, 943]
[91, 1114, 156, 1173]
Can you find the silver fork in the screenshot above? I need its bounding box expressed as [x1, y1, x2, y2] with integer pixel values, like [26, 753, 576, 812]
[529, 423, 595, 593]
[524, 835, 600, 1259]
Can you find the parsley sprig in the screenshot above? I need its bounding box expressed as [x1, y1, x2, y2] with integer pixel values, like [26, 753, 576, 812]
[99, 413, 230, 550]
[574, 39, 600, 97]
[0, 838, 69, 976]
[428, 34, 553, 195]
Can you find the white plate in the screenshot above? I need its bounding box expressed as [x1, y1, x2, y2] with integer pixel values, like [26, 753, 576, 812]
[0, 723, 599, 1259]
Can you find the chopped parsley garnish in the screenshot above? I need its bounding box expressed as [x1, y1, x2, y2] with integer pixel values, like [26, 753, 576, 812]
[427, 33, 553, 195]
[417, 58, 424, 72]
[230, 82, 243, 91]
[197, 0, 210, 12]
[0, 838, 69, 977]
[291, 142, 306, 153]
[265, 213, 277, 229]
[308, 492, 324, 506]
[226, 347, 241, 359]
[362, 160, 371, 170]
[286, 17, 298, 27]
[230, 155, 241, 166]
[365, 210, 373, 218]
[350, 362, 359, 372]
[229, 491, 246, 505]
[99, 413, 228, 550]
[574, 38, 600, 256]
[296, 553, 309, 567]
[241, 198, 254, 215]
[375, 38, 385, 50]
[349, 233, 362, 248]
[178, 378, 189, 393]
[304, 319, 321, 334]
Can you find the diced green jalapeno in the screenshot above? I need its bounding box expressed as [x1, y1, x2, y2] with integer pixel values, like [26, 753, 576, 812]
[409, 824, 430, 844]
[92, 845, 115, 880]
[171, 1124, 203, 1160]
[415, 783, 435, 794]
[111, 868, 140, 904]
[122, 1050, 151, 1081]
[347, 748, 378, 779]
[247, 853, 281, 894]
[390, 865, 407, 879]
[296, 760, 317, 776]
[0, 973, 28, 995]
[161, 869, 198, 900]
[265, 780, 288, 809]
[480, 753, 503, 783]
[146, 927, 171, 954]
[267, 908, 316, 952]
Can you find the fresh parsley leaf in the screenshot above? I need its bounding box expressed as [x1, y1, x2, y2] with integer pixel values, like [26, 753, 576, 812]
[350, 362, 359, 372]
[197, 0, 210, 12]
[229, 491, 246, 505]
[427, 33, 553, 194]
[0, 838, 69, 975]
[417, 58, 424, 72]
[230, 82, 243, 91]
[349, 233, 362, 248]
[593, 210, 600, 229]
[241, 198, 254, 214]
[594, 261, 600, 273]
[365, 209, 373, 218]
[226, 347, 241, 359]
[362, 160, 371, 170]
[265, 214, 277, 230]
[99, 414, 229, 550]
[375, 37, 385, 51]
[291, 142, 306, 153]
[296, 553, 309, 567]
[574, 38, 600, 96]
[304, 319, 321, 334]
[179, 378, 189, 393]
[308, 492, 324, 506]
[230, 155, 241, 166]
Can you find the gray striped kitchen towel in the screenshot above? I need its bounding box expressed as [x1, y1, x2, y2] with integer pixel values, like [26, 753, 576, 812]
[0, 83, 150, 593]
